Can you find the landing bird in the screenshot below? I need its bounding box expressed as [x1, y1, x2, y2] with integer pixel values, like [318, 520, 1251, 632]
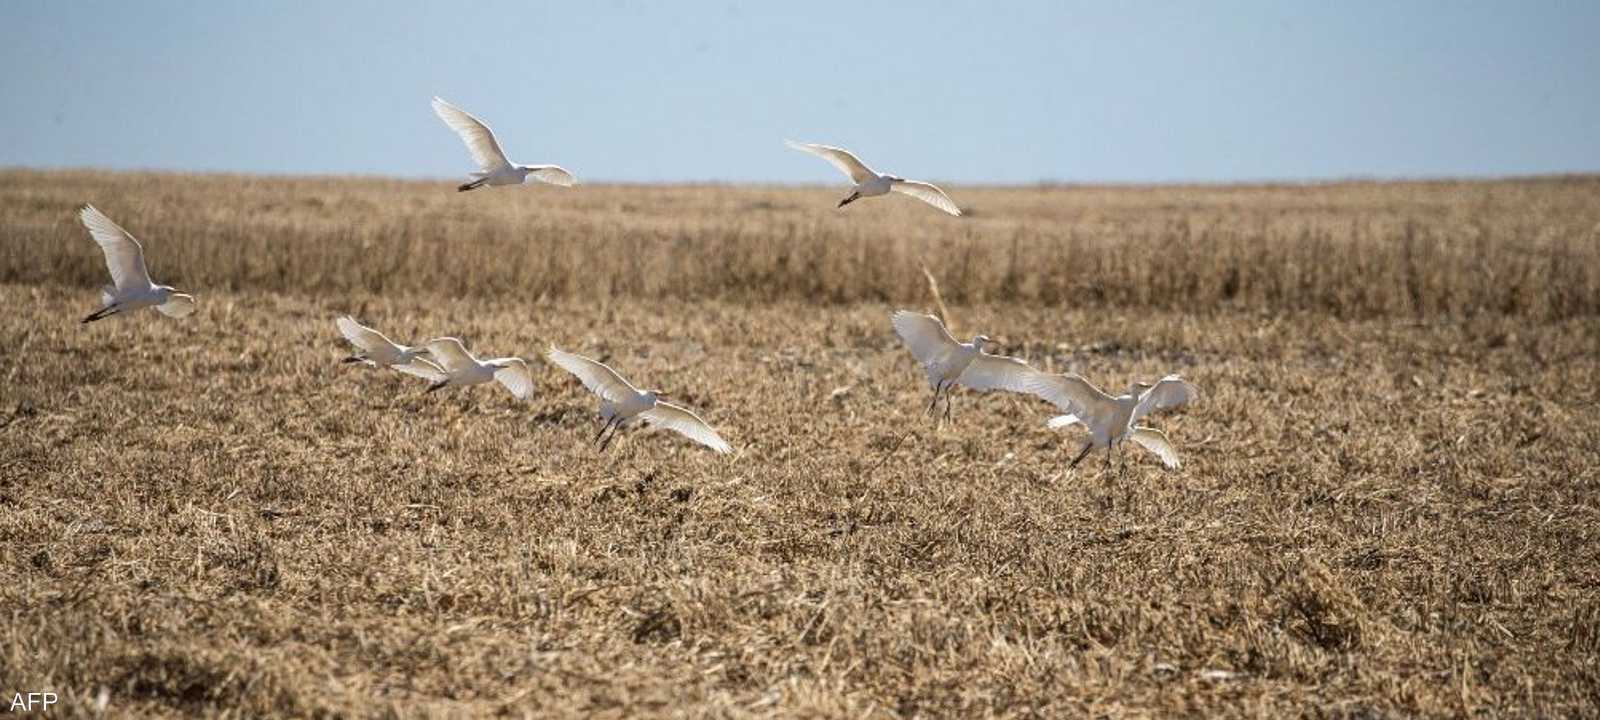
[335, 315, 444, 376]
[432, 96, 576, 192]
[891, 310, 1042, 421]
[785, 141, 961, 216]
[76, 205, 196, 324]
[1029, 373, 1198, 471]
[406, 337, 534, 400]
[546, 346, 732, 454]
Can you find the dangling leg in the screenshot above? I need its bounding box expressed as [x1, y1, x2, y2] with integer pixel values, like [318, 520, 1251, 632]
[598, 421, 621, 452]
[1068, 441, 1093, 469]
[943, 390, 954, 423]
[341, 355, 367, 364]
[926, 381, 944, 416]
[837, 192, 861, 208]
[594, 416, 614, 443]
[458, 177, 489, 192]
[425, 380, 449, 394]
[81, 304, 121, 324]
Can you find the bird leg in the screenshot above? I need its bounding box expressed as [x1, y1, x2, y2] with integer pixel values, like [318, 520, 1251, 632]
[594, 417, 615, 443]
[341, 355, 367, 364]
[425, 380, 448, 394]
[1068, 442, 1093, 469]
[81, 305, 120, 324]
[838, 192, 860, 208]
[598, 422, 620, 452]
[458, 178, 489, 192]
[943, 391, 954, 423]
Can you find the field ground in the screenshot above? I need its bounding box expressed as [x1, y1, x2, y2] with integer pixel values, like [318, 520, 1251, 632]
[2, 172, 1599, 717]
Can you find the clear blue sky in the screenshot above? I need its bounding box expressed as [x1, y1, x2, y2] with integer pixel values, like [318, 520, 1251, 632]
[2, 1, 1596, 183]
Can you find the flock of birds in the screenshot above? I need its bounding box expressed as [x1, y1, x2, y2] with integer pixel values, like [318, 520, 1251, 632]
[73, 97, 1196, 470]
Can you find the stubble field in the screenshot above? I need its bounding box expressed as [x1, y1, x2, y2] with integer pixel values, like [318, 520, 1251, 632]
[2, 170, 1598, 717]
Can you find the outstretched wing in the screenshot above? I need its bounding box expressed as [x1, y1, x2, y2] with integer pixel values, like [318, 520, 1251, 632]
[432, 96, 513, 172]
[79, 204, 153, 291]
[423, 338, 479, 374]
[957, 353, 1040, 394]
[493, 359, 535, 400]
[785, 140, 877, 184]
[1130, 427, 1181, 469]
[641, 402, 732, 454]
[1133, 375, 1197, 424]
[546, 347, 639, 402]
[1027, 373, 1117, 418]
[890, 310, 962, 382]
[337, 315, 401, 355]
[395, 358, 449, 383]
[526, 165, 576, 187]
[891, 180, 962, 216]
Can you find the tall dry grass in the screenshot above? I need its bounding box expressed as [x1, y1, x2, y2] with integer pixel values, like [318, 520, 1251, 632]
[4, 169, 1597, 318]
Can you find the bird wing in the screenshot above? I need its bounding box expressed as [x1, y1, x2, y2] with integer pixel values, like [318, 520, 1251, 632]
[336, 315, 401, 355]
[1130, 427, 1181, 469]
[785, 140, 877, 184]
[493, 359, 535, 400]
[956, 353, 1041, 394]
[155, 293, 196, 318]
[1045, 414, 1083, 430]
[640, 402, 732, 454]
[79, 204, 153, 292]
[395, 358, 449, 383]
[890, 180, 962, 216]
[1027, 373, 1117, 418]
[890, 310, 962, 375]
[1133, 375, 1198, 424]
[424, 338, 479, 374]
[526, 165, 576, 187]
[432, 97, 513, 172]
[545, 347, 639, 402]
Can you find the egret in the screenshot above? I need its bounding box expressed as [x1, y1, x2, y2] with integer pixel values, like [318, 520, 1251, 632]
[891, 310, 1043, 421]
[1029, 373, 1198, 471]
[335, 316, 438, 374]
[76, 205, 195, 323]
[432, 96, 576, 192]
[546, 346, 732, 454]
[785, 141, 961, 216]
[409, 337, 535, 400]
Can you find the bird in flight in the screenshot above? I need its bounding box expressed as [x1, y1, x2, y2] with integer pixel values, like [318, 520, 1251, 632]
[335, 315, 444, 377]
[405, 337, 535, 400]
[546, 346, 732, 454]
[76, 204, 196, 324]
[785, 141, 961, 216]
[891, 310, 1042, 421]
[1029, 373, 1198, 471]
[432, 96, 576, 192]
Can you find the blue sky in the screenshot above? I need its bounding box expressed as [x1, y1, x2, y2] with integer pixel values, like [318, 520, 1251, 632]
[1, 1, 1596, 183]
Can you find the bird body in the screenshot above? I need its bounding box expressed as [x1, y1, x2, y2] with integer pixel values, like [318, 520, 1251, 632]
[890, 310, 1041, 420]
[546, 346, 732, 454]
[785, 141, 961, 216]
[77, 205, 196, 324]
[432, 96, 575, 192]
[335, 315, 435, 370]
[411, 337, 534, 400]
[1030, 373, 1197, 470]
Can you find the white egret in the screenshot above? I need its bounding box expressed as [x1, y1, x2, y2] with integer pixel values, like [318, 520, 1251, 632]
[432, 96, 576, 192]
[76, 205, 195, 323]
[785, 141, 961, 216]
[409, 337, 535, 400]
[1029, 373, 1198, 471]
[891, 310, 1042, 421]
[546, 346, 732, 454]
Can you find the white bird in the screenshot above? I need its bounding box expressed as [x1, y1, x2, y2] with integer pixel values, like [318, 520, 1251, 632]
[335, 315, 444, 376]
[432, 96, 576, 192]
[1030, 373, 1198, 471]
[407, 337, 535, 400]
[77, 204, 196, 323]
[891, 310, 1042, 421]
[546, 346, 732, 454]
[785, 141, 961, 216]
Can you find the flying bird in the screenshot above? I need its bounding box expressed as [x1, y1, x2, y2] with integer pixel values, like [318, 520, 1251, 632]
[891, 310, 1042, 421]
[335, 315, 443, 376]
[432, 96, 576, 192]
[546, 346, 732, 454]
[1030, 373, 1198, 471]
[76, 204, 196, 324]
[785, 141, 961, 216]
[407, 337, 535, 400]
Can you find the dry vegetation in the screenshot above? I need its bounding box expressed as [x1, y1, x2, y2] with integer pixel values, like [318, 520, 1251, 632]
[1, 169, 1598, 717]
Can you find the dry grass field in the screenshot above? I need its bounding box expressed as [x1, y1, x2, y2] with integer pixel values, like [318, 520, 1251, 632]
[2, 170, 1598, 717]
